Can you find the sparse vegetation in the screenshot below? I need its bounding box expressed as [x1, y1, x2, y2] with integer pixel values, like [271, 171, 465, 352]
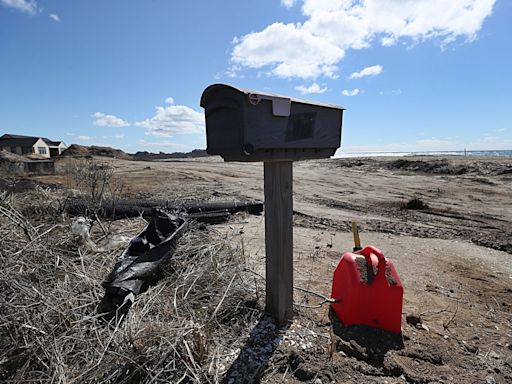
[63, 158, 124, 204]
[0, 186, 263, 382]
[403, 197, 429, 210]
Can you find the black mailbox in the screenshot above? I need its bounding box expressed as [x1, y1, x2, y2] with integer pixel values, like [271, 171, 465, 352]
[200, 84, 344, 162]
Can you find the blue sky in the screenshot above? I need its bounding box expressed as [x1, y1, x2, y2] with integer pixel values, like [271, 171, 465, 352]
[0, 0, 510, 154]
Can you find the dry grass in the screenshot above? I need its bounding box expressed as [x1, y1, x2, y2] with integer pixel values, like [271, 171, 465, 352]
[0, 187, 263, 383]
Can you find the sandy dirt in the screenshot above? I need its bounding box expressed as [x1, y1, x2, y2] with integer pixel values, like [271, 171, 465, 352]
[36, 155, 511, 383]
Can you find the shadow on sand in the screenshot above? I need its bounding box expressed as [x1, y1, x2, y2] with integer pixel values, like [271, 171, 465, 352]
[329, 308, 404, 366]
[223, 315, 289, 384]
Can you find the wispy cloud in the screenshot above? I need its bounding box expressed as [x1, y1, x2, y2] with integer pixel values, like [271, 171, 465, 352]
[349, 65, 383, 79]
[77, 135, 93, 141]
[379, 89, 403, 96]
[415, 139, 455, 148]
[137, 139, 194, 153]
[342, 88, 360, 97]
[0, 0, 37, 14]
[49, 13, 60, 22]
[295, 83, 327, 95]
[340, 134, 512, 154]
[231, 0, 496, 80]
[91, 112, 129, 128]
[135, 97, 205, 137]
[281, 0, 296, 8]
[341, 138, 457, 153]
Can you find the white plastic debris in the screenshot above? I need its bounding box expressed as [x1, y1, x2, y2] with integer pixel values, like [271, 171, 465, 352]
[98, 235, 131, 251]
[71, 217, 98, 251]
[71, 217, 130, 252]
[71, 216, 91, 239]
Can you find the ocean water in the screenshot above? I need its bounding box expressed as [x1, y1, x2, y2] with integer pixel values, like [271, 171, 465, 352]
[335, 150, 512, 158]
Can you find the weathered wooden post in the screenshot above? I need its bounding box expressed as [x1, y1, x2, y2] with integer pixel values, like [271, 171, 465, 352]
[264, 161, 293, 323]
[201, 84, 344, 325]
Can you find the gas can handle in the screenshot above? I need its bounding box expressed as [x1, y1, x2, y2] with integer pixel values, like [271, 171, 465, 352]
[358, 246, 385, 261]
[358, 246, 388, 284]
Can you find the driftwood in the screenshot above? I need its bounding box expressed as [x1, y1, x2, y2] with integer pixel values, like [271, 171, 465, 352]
[64, 198, 263, 223]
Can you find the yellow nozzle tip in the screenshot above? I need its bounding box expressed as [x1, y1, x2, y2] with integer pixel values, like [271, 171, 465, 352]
[352, 221, 361, 248]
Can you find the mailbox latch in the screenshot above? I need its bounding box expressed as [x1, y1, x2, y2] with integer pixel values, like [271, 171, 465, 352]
[248, 93, 291, 117]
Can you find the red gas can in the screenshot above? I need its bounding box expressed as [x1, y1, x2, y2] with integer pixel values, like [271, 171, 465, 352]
[331, 246, 403, 333]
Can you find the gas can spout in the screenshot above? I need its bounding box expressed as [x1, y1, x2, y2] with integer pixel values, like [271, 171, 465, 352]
[352, 221, 362, 252]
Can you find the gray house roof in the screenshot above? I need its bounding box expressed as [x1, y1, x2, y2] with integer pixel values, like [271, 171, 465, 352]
[0, 134, 64, 147]
[43, 139, 65, 147]
[0, 135, 41, 147]
[1, 134, 31, 139]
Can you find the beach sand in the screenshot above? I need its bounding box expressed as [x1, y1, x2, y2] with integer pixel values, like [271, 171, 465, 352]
[22, 155, 512, 382]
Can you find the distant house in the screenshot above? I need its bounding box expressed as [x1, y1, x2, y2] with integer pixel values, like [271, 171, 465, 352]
[43, 139, 67, 157]
[0, 134, 67, 158]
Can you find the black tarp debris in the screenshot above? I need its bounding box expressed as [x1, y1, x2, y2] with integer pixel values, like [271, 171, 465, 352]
[99, 209, 187, 320]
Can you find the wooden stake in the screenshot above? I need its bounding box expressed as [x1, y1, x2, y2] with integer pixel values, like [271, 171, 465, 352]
[264, 161, 293, 325]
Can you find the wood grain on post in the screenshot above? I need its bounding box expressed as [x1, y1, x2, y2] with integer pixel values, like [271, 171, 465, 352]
[264, 161, 293, 325]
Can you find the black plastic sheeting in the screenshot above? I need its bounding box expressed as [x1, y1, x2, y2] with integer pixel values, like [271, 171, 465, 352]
[64, 198, 263, 223]
[99, 210, 187, 320]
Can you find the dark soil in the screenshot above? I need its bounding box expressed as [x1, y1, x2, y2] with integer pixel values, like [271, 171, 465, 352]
[256, 253, 512, 383]
[403, 198, 429, 210]
[387, 159, 475, 175]
[61, 144, 133, 159]
[0, 177, 62, 193]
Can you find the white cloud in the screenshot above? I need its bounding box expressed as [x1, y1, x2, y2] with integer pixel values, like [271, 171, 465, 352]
[225, 65, 245, 79]
[0, 0, 37, 14]
[231, 0, 496, 79]
[77, 135, 93, 141]
[165, 97, 174, 104]
[49, 13, 60, 22]
[281, 0, 296, 8]
[102, 134, 125, 140]
[231, 22, 344, 79]
[91, 112, 129, 128]
[342, 88, 360, 97]
[135, 98, 205, 137]
[349, 65, 383, 79]
[381, 36, 396, 47]
[295, 83, 327, 95]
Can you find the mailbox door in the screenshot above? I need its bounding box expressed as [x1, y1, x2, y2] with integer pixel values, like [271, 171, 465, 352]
[203, 87, 245, 157]
[243, 101, 342, 152]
